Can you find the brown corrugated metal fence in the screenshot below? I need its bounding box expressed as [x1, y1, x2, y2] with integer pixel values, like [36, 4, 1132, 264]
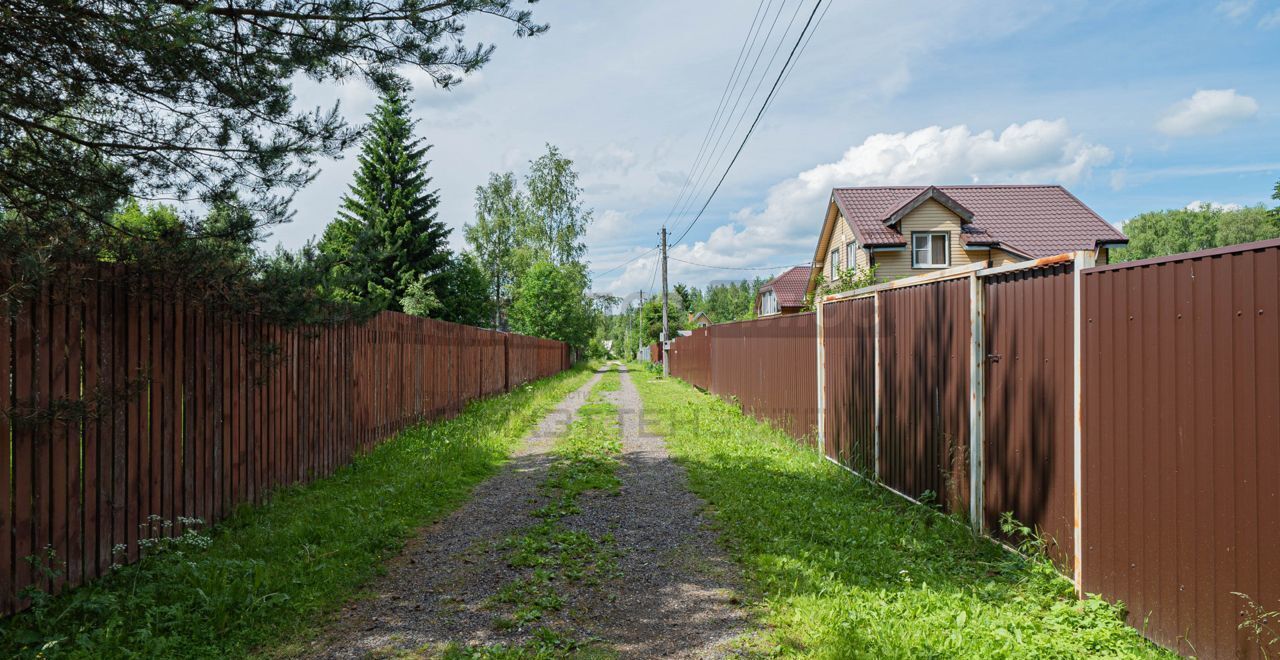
[878, 278, 971, 514]
[664, 240, 1280, 659]
[667, 327, 711, 390]
[667, 315, 817, 441]
[1082, 241, 1280, 659]
[821, 297, 875, 476]
[0, 268, 570, 615]
[982, 262, 1076, 567]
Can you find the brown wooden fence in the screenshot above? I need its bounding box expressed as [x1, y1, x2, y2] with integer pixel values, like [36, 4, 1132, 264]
[0, 268, 569, 615]
[665, 239, 1280, 660]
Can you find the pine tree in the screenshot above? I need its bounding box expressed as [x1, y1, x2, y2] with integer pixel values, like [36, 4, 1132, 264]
[320, 86, 451, 312]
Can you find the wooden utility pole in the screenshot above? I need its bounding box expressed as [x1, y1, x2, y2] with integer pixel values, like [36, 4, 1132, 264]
[660, 227, 670, 378]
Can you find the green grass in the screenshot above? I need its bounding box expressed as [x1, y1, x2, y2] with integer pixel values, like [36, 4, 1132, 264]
[0, 366, 596, 659]
[467, 376, 622, 656]
[632, 369, 1171, 659]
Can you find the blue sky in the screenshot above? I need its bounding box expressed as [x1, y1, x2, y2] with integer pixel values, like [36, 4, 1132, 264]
[283, 0, 1280, 297]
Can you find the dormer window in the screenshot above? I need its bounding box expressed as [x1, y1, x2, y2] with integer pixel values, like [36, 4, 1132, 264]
[912, 232, 949, 269]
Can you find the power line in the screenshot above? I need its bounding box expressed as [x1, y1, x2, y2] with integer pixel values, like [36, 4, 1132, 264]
[668, 0, 793, 239]
[671, 0, 826, 248]
[668, 0, 809, 241]
[659, 0, 770, 230]
[669, 256, 811, 271]
[592, 245, 659, 279]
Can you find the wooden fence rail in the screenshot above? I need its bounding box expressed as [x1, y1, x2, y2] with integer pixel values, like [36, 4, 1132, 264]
[0, 268, 569, 614]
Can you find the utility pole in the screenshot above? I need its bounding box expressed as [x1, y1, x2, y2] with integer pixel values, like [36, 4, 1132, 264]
[638, 289, 644, 361]
[661, 227, 670, 378]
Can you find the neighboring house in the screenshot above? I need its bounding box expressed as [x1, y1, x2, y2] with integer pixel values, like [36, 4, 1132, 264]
[687, 311, 712, 328]
[755, 265, 812, 316]
[806, 185, 1128, 297]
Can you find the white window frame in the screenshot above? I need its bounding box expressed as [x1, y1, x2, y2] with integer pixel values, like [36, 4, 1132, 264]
[759, 289, 778, 315]
[829, 248, 840, 279]
[846, 242, 857, 270]
[912, 232, 950, 269]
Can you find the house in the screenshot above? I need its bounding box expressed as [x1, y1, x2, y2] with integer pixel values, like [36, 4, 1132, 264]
[687, 311, 711, 328]
[806, 185, 1128, 297]
[755, 265, 812, 316]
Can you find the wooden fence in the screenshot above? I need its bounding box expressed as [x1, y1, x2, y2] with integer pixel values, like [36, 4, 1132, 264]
[667, 239, 1280, 660]
[0, 268, 569, 614]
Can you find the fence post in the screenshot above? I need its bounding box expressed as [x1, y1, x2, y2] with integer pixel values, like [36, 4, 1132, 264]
[872, 292, 882, 481]
[815, 298, 826, 453]
[1071, 250, 1096, 595]
[968, 273, 986, 532]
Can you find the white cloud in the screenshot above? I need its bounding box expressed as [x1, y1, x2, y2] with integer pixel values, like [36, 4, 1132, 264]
[1187, 200, 1244, 212]
[601, 119, 1114, 291]
[1217, 0, 1256, 19]
[1261, 9, 1280, 28]
[729, 119, 1110, 239]
[1156, 89, 1259, 136]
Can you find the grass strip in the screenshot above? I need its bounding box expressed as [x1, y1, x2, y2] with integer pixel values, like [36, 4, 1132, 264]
[448, 373, 623, 657]
[631, 369, 1170, 658]
[0, 366, 597, 659]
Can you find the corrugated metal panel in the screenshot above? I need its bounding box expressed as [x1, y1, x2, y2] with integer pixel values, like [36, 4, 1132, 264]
[1082, 239, 1280, 659]
[982, 263, 1075, 568]
[707, 314, 817, 441]
[669, 327, 711, 390]
[879, 279, 970, 514]
[822, 297, 876, 475]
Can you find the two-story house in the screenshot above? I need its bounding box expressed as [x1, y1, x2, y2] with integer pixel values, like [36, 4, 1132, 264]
[806, 185, 1128, 299]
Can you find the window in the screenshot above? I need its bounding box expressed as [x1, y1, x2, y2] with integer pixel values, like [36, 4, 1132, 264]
[829, 248, 840, 279]
[846, 242, 857, 270]
[912, 232, 949, 268]
[759, 289, 778, 315]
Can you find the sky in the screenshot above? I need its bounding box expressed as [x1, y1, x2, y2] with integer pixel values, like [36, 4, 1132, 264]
[281, 0, 1280, 301]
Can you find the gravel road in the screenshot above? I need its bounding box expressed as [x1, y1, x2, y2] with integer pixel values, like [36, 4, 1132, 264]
[304, 364, 752, 658]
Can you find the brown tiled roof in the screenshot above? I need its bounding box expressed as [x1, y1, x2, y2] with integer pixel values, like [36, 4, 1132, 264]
[759, 265, 812, 309]
[830, 185, 1127, 258]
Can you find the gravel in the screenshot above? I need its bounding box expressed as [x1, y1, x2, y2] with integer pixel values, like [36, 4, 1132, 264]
[303, 365, 753, 658]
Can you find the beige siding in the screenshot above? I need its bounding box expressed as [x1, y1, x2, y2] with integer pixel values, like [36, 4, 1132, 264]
[871, 199, 988, 280]
[821, 213, 859, 279]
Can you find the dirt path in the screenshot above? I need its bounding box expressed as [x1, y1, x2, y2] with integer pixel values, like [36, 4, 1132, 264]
[305, 364, 751, 658]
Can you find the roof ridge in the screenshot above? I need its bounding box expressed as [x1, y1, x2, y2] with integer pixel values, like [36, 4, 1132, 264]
[832, 183, 1066, 190]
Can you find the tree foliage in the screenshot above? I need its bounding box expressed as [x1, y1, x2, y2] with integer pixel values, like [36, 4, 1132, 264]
[0, 0, 545, 231]
[1112, 204, 1280, 262]
[507, 261, 595, 350]
[464, 144, 593, 327]
[523, 144, 591, 266]
[318, 86, 450, 312]
[465, 172, 525, 326]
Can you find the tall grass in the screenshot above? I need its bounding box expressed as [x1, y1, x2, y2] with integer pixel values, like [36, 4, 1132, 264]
[0, 367, 596, 659]
[633, 370, 1170, 658]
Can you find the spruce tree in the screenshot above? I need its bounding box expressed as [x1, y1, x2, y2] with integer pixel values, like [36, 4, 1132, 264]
[320, 86, 451, 312]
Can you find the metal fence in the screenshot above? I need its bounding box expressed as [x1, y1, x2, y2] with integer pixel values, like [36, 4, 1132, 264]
[666, 314, 817, 441]
[665, 239, 1280, 660]
[0, 268, 570, 615]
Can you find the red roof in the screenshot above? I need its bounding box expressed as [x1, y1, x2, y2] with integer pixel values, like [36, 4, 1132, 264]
[830, 185, 1127, 258]
[758, 265, 812, 309]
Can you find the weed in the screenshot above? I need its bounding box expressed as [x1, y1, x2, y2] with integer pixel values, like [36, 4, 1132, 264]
[1234, 592, 1280, 658]
[486, 378, 622, 640]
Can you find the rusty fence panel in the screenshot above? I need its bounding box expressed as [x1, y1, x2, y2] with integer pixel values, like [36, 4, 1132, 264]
[981, 263, 1077, 567]
[0, 273, 570, 616]
[1082, 239, 1280, 660]
[878, 279, 971, 514]
[822, 297, 876, 475]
